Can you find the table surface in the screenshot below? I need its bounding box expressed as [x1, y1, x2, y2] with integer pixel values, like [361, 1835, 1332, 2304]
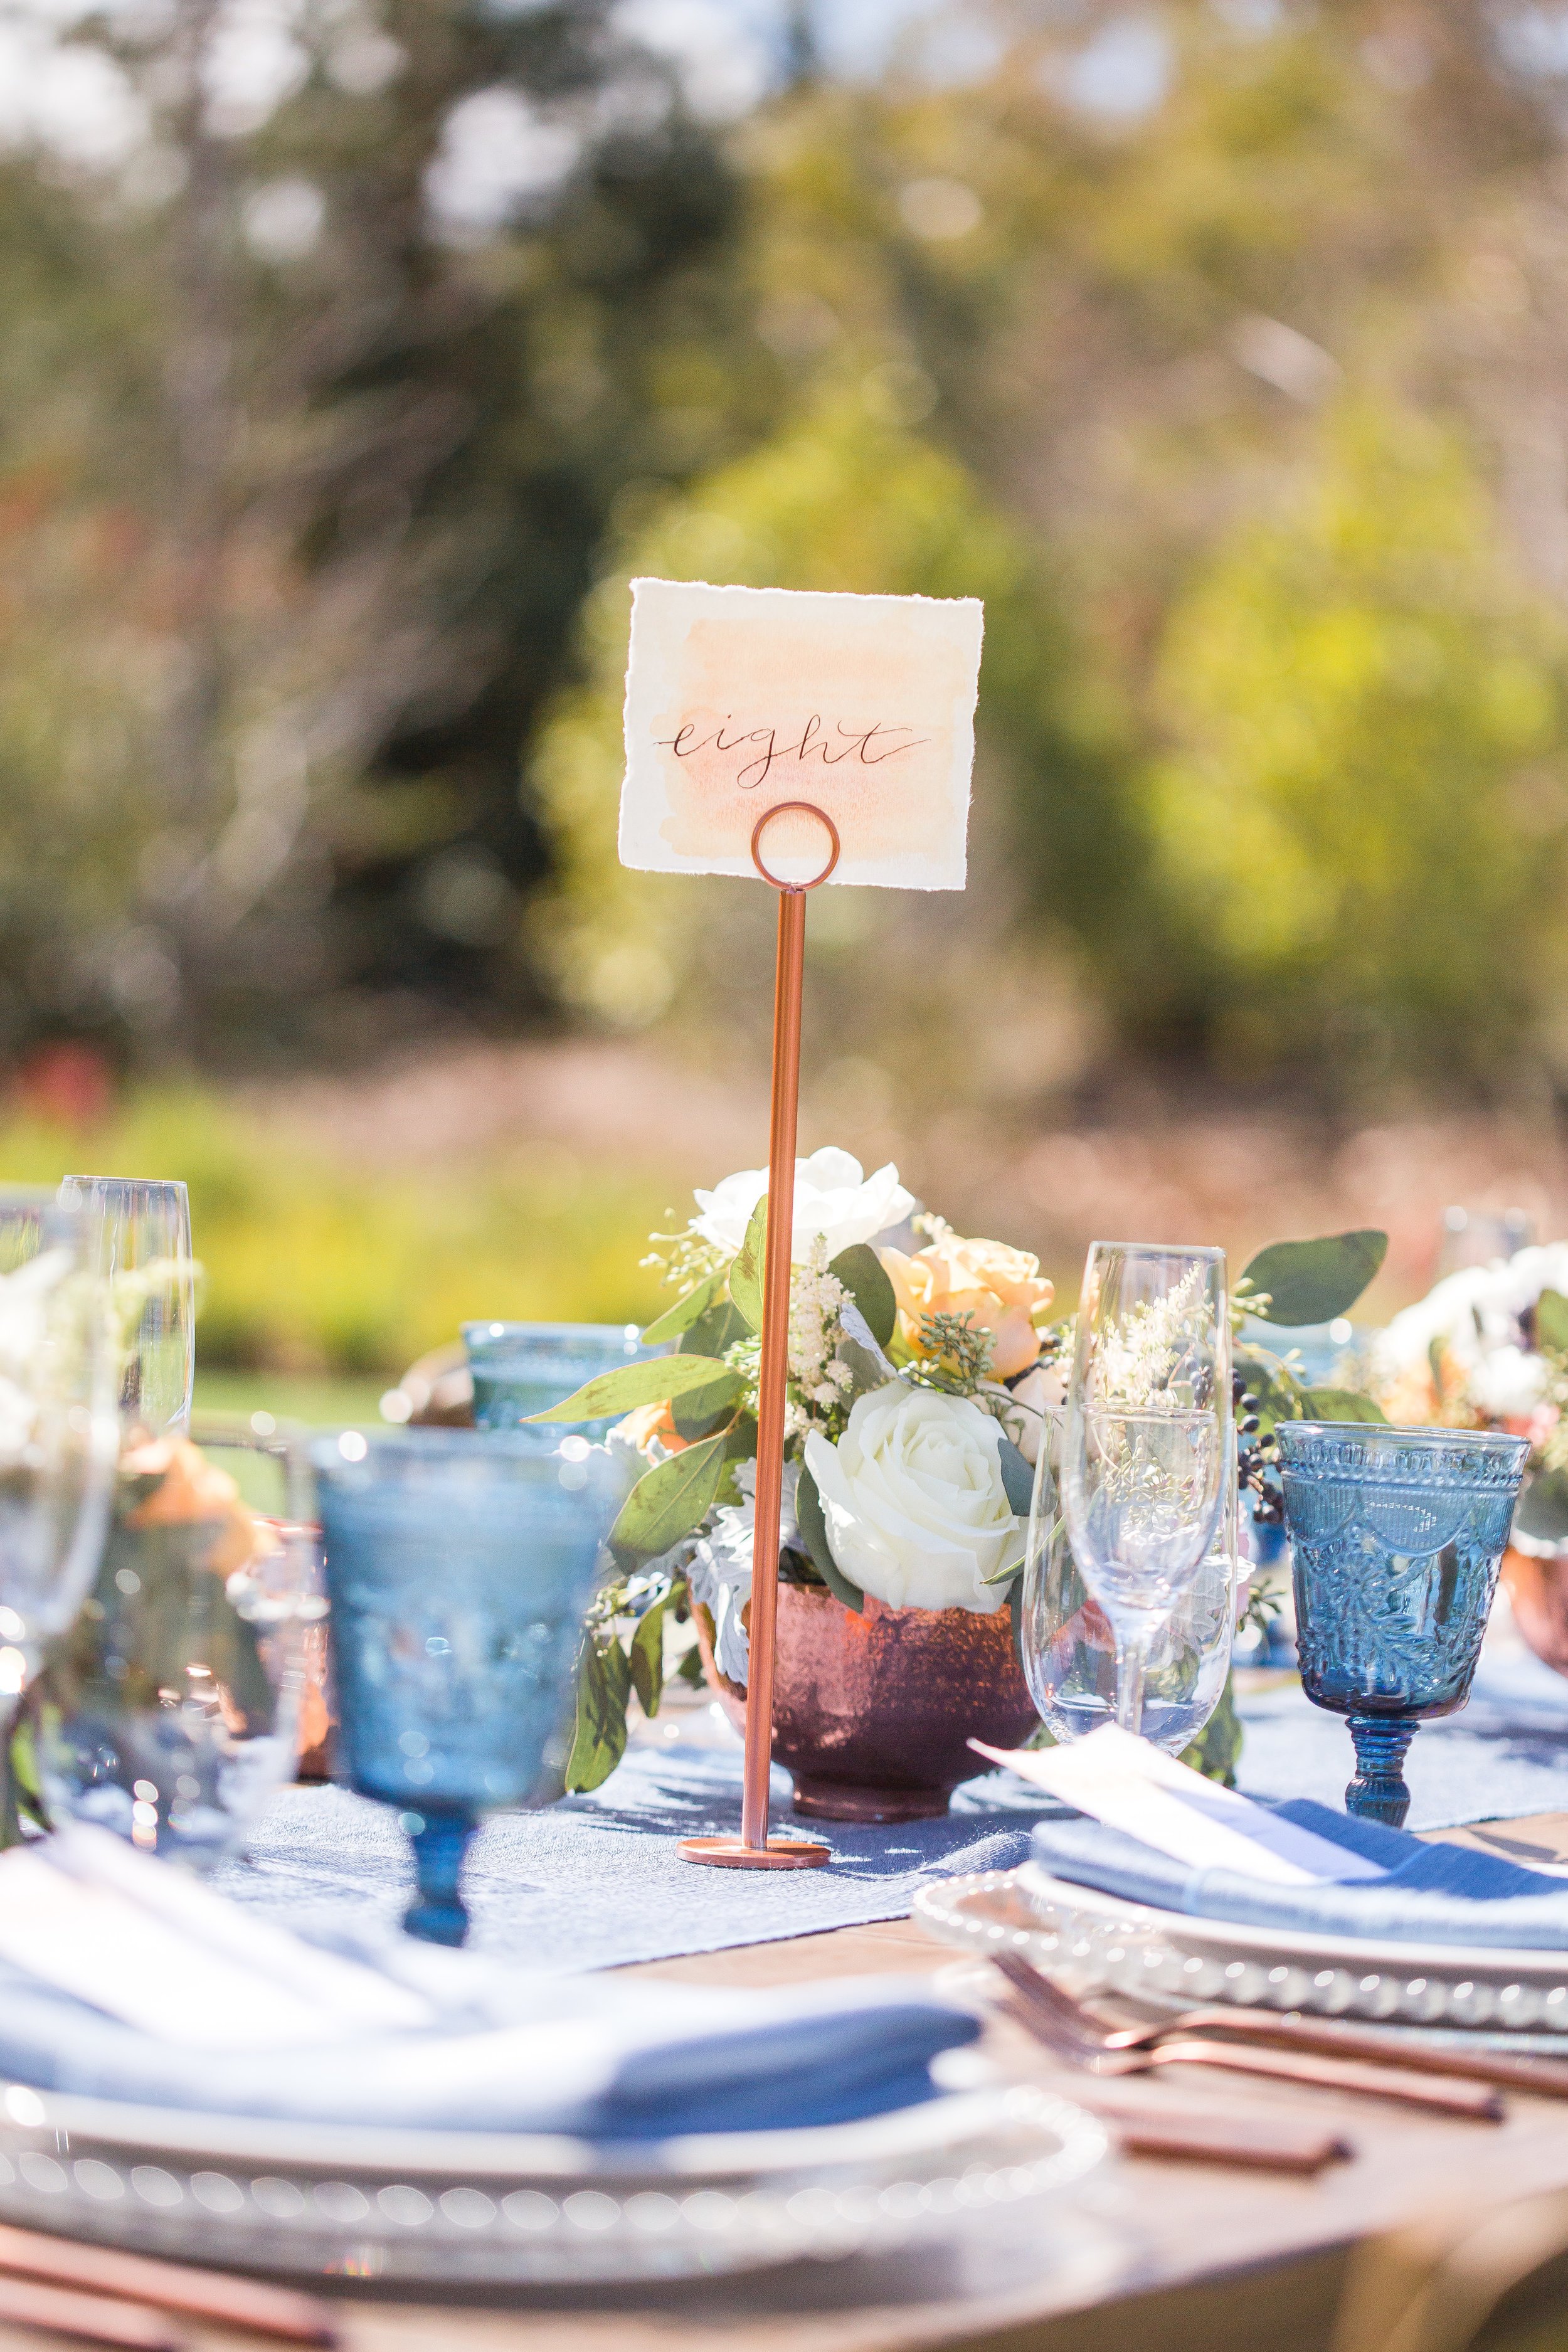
[16, 1811, 1568, 2352]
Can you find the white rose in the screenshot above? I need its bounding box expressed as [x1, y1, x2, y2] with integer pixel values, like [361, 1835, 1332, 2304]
[1468, 1343, 1549, 1421]
[804, 1380, 1022, 1616]
[691, 1147, 914, 1264]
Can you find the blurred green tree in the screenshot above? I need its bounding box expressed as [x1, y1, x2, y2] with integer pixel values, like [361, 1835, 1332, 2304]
[0, 0, 771, 1062]
[1142, 395, 1568, 1091]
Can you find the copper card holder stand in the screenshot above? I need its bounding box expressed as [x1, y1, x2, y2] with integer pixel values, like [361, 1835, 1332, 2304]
[679, 803, 839, 1872]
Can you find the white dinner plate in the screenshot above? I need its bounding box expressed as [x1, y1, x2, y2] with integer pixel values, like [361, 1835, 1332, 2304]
[914, 1865, 1568, 2038]
[0, 2069, 1108, 2285]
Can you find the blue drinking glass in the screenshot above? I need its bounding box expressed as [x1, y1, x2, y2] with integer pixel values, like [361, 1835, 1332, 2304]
[462, 1322, 653, 1434]
[1277, 1421, 1529, 1826]
[310, 1427, 621, 1944]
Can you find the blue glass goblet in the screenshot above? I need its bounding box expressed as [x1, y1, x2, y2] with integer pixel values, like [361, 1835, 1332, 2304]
[311, 1428, 620, 1944]
[1277, 1422, 1529, 1826]
[462, 1322, 652, 1434]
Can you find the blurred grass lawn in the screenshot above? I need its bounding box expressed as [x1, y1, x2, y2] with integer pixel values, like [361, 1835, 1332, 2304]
[0, 1086, 674, 1380]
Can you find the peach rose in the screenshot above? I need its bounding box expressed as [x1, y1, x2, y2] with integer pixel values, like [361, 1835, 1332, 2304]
[617, 1401, 690, 1456]
[123, 1436, 277, 1576]
[882, 1235, 1054, 1381]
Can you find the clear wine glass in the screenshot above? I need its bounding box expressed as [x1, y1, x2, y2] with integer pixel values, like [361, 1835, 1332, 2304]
[59, 1177, 195, 1438]
[1024, 1403, 1239, 1751]
[1062, 1242, 1230, 1735]
[0, 1187, 119, 1710]
[34, 1422, 313, 1867]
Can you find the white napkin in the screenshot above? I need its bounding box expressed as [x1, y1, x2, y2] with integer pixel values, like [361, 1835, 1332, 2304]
[973, 1726, 1385, 1887]
[0, 1826, 432, 2050]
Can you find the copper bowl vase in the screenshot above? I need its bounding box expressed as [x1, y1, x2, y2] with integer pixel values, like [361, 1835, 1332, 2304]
[697, 1581, 1038, 1823]
[1501, 1541, 1568, 1675]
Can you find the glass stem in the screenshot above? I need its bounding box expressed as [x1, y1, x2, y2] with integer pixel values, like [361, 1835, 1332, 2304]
[1114, 1622, 1154, 1734]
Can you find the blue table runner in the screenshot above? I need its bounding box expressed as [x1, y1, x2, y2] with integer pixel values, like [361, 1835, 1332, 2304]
[213, 1648, 1568, 1975]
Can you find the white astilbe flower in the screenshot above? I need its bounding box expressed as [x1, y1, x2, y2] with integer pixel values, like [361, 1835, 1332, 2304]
[788, 1241, 853, 1411]
[1092, 1262, 1209, 1408]
[686, 1459, 799, 1689]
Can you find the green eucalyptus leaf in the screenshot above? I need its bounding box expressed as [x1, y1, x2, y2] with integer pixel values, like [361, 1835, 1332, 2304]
[669, 1379, 741, 1441]
[728, 1196, 769, 1335]
[641, 1269, 725, 1345]
[1240, 1231, 1388, 1326]
[795, 1463, 865, 1613]
[1180, 1666, 1242, 1785]
[563, 1637, 632, 1794]
[1300, 1385, 1388, 1425]
[1538, 1290, 1568, 1353]
[628, 1596, 669, 1719]
[997, 1433, 1036, 1517]
[723, 1411, 759, 1463]
[829, 1244, 898, 1348]
[610, 1434, 727, 1557]
[680, 1296, 749, 1359]
[527, 1355, 740, 1424]
[1514, 1469, 1568, 1545]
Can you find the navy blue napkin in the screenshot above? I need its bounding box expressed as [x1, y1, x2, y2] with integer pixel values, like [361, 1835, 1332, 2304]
[1030, 1800, 1568, 1948]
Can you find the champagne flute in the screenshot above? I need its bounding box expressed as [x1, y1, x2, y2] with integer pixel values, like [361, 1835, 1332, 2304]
[0, 1188, 119, 1710]
[58, 1177, 195, 1438]
[1062, 1242, 1229, 1736]
[1024, 1402, 1239, 1751]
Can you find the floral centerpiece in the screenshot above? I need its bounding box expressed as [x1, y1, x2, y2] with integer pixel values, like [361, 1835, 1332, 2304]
[1365, 1244, 1568, 1671]
[541, 1152, 1394, 1809]
[1370, 1244, 1568, 1510]
[541, 1148, 1057, 1818]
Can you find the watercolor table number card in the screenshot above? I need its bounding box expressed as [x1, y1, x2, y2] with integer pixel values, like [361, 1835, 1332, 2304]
[619, 578, 983, 1868]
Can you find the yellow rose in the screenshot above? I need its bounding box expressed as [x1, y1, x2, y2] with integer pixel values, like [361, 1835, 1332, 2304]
[881, 1234, 1054, 1382]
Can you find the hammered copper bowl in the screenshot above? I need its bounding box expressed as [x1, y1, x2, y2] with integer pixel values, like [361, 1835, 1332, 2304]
[697, 1582, 1037, 1823]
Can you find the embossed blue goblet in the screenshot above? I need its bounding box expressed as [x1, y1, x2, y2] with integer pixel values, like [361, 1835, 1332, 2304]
[462, 1322, 652, 1434]
[1277, 1422, 1529, 1826]
[311, 1428, 620, 1944]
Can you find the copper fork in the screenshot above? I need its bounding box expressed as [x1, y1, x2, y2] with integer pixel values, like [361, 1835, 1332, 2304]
[1005, 1957, 1568, 2099]
[991, 1952, 1503, 2120]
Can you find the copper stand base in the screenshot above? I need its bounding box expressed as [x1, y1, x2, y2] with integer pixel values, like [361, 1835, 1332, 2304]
[676, 1835, 831, 1870]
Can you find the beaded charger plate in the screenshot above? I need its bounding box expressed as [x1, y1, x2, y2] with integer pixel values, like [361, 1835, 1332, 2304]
[914, 1867, 1568, 2040]
[0, 2074, 1106, 2286]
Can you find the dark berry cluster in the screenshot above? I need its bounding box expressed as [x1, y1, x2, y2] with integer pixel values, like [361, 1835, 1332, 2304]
[1234, 1365, 1284, 1527]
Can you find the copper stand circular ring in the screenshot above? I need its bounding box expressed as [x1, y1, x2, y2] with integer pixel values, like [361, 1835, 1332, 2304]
[750, 802, 840, 893]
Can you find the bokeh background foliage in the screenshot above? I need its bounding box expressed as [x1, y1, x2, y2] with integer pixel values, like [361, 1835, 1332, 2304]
[7, 0, 1568, 1374]
[0, 1092, 668, 1375]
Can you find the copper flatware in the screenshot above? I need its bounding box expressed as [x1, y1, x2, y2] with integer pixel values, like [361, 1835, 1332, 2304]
[0, 2223, 336, 2344]
[0, 2272, 185, 2350]
[993, 1954, 1503, 2120]
[1016, 1959, 1568, 2099]
[1058, 2080, 1350, 2173]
